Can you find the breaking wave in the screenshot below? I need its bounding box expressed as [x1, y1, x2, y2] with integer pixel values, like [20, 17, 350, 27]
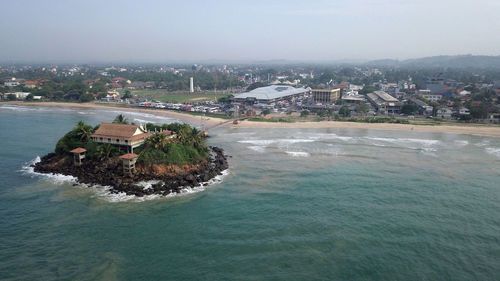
[21, 157, 229, 202]
[239, 139, 315, 146]
[306, 133, 354, 142]
[108, 110, 180, 123]
[248, 146, 266, 153]
[454, 140, 469, 146]
[285, 151, 310, 157]
[364, 137, 440, 146]
[485, 147, 500, 158]
[20, 156, 78, 184]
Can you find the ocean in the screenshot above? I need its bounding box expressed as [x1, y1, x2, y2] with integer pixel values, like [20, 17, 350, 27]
[0, 105, 499, 280]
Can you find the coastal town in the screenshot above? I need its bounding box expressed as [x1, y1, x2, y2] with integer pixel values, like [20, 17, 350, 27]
[1, 59, 500, 124]
[3, 1, 500, 280]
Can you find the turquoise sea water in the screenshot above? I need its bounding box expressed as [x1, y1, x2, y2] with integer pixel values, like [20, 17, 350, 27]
[0, 105, 499, 280]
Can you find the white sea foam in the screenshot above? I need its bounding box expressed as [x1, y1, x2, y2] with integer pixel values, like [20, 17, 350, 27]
[109, 110, 178, 122]
[20, 156, 78, 184]
[77, 111, 96, 115]
[21, 157, 229, 202]
[248, 146, 266, 153]
[454, 140, 469, 146]
[239, 139, 315, 146]
[285, 151, 310, 157]
[475, 140, 490, 147]
[365, 137, 440, 146]
[225, 132, 256, 136]
[0, 105, 31, 112]
[485, 147, 500, 158]
[133, 118, 152, 124]
[308, 133, 354, 142]
[135, 180, 163, 191]
[99, 169, 230, 202]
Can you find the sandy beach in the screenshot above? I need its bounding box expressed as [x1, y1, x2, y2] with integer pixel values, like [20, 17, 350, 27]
[5, 101, 500, 137]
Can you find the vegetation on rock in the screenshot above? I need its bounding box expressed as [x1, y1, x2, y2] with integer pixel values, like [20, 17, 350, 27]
[54, 116, 208, 167]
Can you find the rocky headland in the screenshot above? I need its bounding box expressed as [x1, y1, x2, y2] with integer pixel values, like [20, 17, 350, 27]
[33, 146, 228, 197]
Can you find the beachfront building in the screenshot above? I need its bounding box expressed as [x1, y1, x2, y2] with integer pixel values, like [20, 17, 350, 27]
[90, 123, 151, 153]
[312, 88, 341, 104]
[367, 91, 402, 114]
[408, 97, 433, 115]
[233, 85, 311, 104]
[341, 94, 366, 105]
[437, 108, 453, 119]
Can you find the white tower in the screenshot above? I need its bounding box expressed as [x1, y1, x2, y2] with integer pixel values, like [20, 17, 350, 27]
[189, 77, 194, 93]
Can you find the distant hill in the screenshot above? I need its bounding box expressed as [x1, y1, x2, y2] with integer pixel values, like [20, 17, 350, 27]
[366, 55, 500, 69]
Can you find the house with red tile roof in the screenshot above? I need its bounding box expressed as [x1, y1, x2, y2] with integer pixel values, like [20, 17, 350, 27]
[90, 123, 151, 153]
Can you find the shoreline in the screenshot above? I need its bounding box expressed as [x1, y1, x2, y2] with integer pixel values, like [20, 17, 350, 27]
[4, 101, 500, 137]
[32, 146, 229, 197]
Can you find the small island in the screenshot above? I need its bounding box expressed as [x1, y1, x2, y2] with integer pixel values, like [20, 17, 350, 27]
[33, 115, 228, 197]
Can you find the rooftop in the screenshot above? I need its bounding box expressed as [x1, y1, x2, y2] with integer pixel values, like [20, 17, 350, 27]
[91, 123, 150, 140]
[235, 85, 310, 101]
[70, 147, 87, 154]
[373, 91, 399, 102]
[119, 153, 139, 160]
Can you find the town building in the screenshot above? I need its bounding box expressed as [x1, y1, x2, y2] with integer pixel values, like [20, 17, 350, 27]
[10, 92, 31, 99]
[341, 94, 366, 105]
[312, 88, 341, 104]
[23, 81, 38, 89]
[437, 108, 453, 119]
[458, 90, 471, 96]
[4, 81, 20, 87]
[90, 123, 152, 153]
[458, 107, 470, 115]
[233, 85, 311, 104]
[366, 91, 402, 114]
[418, 90, 442, 101]
[408, 97, 433, 115]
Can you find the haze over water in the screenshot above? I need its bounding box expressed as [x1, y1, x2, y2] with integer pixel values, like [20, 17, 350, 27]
[1, 105, 499, 280]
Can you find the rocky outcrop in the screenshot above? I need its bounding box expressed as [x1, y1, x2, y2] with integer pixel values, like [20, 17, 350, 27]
[33, 147, 228, 197]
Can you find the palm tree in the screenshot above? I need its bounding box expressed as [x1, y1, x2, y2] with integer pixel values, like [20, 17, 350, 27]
[96, 144, 114, 160]
[74, 120, 94, 142]
[146, 133, 169, 149]
[176, 128, 190, 144]
[190, 128, 203, 148]
[113, 114, 129, 124]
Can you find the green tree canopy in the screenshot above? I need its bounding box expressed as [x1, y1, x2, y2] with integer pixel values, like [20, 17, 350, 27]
[401, 104, 417, 115]
[113, 114, 129, 124]
[339, 105, 351, 117]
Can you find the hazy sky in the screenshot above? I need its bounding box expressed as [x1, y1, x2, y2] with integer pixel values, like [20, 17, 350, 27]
[1, 0, 500, 62]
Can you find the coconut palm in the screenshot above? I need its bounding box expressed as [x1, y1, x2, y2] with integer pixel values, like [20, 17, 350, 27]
[189, 128, 203, 148]
[146, 133, 169, 149]
[74, 120, 94, 142]
[113, 114, 129, 124]
[96, 144, 114, 160]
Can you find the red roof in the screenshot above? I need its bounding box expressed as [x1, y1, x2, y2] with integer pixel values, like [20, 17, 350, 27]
[119, 153, 138, 160]
[91, 123, 151, 141]
[70, 147, 87, 153]
[109, 82, 122, 88]
[24, 80, 38, 85]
